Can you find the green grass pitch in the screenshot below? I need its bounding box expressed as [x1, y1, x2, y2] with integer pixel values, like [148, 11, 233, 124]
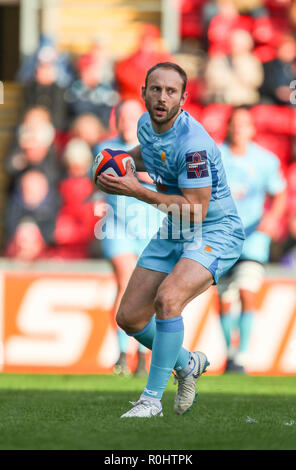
[0, 373, 295, 450]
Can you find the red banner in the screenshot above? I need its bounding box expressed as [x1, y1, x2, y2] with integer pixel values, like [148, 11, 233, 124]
[1, 270, 296, 375]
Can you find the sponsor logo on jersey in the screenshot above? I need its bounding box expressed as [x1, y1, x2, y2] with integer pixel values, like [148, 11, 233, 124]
[186, 151, 209, 179]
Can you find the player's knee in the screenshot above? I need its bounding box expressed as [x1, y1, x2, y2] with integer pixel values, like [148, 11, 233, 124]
[116, 308, 131, 332]
[154, 287, 181, 319]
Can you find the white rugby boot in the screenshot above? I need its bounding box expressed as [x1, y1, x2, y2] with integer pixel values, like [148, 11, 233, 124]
[174, 351, 210, 415]
[120, 399, 163, 418]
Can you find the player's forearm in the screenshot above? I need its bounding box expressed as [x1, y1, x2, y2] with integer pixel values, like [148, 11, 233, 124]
[268, 189, 287, 219]
[128, 145, 146, 172]
[136, 185, 206, 222]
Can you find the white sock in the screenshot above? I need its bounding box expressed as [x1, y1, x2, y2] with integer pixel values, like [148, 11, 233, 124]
[140, 393, 161, 405]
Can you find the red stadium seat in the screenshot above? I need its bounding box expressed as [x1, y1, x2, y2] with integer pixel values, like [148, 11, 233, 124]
[253, 45, 277, 63]
[207, 14, 253, 56]
[180, 0, 206, 39]
[185, 78, 205, 104]
[182, 102, 203, 121]
[265, 0, 293, 34]
[286, 163, 296, 215]
[251, 106, 296, 136]
[253, 132, 292, 170]
[200, 104, 232, 143]
[252, 16, 274, 45]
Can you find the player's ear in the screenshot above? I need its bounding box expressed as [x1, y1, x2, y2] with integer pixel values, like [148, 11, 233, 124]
[180, 91, 188, 107]
[141, 86, 146, 101]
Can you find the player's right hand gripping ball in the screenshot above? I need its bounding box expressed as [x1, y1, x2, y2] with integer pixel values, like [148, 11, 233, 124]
[92, 148, 136, 183]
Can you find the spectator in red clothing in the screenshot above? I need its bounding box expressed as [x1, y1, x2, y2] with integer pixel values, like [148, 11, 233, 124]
[54, 138, 97, 259]
[115, 24, 175, 101]
[206, 0, 240, 56]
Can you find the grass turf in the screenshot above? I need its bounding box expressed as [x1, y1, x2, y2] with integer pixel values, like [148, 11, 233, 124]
[0, 373, 295, 450]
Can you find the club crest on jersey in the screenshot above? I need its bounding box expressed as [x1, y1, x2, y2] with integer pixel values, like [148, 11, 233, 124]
[186, 151, 209, 179]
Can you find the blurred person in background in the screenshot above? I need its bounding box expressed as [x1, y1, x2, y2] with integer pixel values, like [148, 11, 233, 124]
[205, 28, 263, 105]
[289, 0, 296, 30]
[115, 24, 174, 102]
[203, 0, 241, 54]
[70, 113, 109, 153]
[54, 138, 97, 259]
[64, 51, 119, 129]
[281, 162, 296, 267]
[5, 170, 60, 253]
[23, 45, 69, 130]
[218, 107, 286, 372]
[6, 110, 63, 189]
[17, 36, 74, 88]
[94, 99, 164, 376]
[8, 105, 53, 154]
[5, 218, 49, 262]
[260, 34, 296, 105]
[19, 105, 53, 127]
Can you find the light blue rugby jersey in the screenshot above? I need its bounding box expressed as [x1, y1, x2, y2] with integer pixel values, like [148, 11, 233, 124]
[137, 110, 245, 241]
[219, 142, 286, 237]
[220, 141, 286, 262]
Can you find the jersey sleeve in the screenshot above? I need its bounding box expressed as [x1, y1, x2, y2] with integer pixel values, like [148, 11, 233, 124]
[264, 152, 286, 195]
[177, 141, 213, 189]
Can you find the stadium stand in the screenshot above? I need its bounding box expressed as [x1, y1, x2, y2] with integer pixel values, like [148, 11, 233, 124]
[0, 0, 295, 267]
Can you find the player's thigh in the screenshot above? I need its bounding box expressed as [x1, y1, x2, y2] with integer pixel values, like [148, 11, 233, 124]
[235, 261, 265, 310]
[155, 258, 214, 318]
[116, 265, 168, 332]
[234, 261, 265, 292]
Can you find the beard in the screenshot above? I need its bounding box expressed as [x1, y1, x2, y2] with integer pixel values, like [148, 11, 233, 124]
[145, 99, 182, 127]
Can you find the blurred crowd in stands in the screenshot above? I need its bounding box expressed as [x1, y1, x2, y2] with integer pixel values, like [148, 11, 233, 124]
[3, 0, 296, 267]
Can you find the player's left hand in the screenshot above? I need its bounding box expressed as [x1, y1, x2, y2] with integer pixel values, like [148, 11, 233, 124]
[96, 160, 142, 197]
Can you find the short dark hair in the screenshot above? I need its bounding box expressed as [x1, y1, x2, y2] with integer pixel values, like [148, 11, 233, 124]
[145, 62, 187, 94]
[226, 105, 253, 142]
[227, 105, 252, 126]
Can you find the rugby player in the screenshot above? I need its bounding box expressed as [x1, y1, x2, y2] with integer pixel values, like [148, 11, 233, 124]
[96, 62, 245, 418]
[218, 107, 286, 373]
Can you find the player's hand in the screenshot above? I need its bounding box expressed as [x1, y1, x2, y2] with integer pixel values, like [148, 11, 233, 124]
[96, 160, 142, 197]
[94, 200, 108, 218]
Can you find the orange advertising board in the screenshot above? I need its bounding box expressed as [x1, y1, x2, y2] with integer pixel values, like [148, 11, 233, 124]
[1, 270, 296, 375]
